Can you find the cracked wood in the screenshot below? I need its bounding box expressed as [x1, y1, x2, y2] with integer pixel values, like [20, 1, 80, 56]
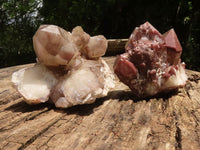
[0, 56, 200, 150]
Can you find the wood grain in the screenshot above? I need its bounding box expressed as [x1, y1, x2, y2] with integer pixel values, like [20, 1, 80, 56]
[0, 57, 200, 150]
[106, 39, 128, 55]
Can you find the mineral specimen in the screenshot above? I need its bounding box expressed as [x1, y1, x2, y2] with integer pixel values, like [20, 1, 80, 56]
[113, 22, 187, 97]
[12, 25, 115, 108]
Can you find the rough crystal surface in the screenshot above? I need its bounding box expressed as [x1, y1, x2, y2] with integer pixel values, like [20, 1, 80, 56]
[12, 25, 115, 108]
[114, 22, 187, 97]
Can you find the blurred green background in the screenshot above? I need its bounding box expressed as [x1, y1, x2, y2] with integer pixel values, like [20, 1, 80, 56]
[0, 0, 200, 70]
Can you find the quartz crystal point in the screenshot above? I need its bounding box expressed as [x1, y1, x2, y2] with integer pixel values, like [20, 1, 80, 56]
[33, 25, 79, 66]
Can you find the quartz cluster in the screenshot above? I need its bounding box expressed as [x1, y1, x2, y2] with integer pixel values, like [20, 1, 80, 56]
[114, 22, 187, 97]
[12, 25, 115, 108]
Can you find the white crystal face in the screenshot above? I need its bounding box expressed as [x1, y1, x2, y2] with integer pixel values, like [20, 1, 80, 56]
[12, 64, 57, 104]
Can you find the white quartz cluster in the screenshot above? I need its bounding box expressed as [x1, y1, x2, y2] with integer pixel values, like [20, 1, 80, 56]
[12, 25, 115, 108]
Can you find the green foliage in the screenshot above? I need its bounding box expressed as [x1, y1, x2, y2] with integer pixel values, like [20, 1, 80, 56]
[0, 0, 200, 70]
[0, 0, 41, 67]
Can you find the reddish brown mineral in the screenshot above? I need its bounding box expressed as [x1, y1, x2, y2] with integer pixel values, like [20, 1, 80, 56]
[163, 29, 182, 65]
[114, 22, 187, 97]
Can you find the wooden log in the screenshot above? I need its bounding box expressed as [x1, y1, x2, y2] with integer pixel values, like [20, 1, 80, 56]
[0, 56, 200, 150]
[106, 39, 128, 55]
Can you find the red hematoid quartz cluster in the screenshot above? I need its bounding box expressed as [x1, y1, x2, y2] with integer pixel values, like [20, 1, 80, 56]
[114, 22, 187, 97]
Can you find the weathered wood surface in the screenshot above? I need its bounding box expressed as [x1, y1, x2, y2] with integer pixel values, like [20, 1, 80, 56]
[0, 56, 200, 150]
[106, 39, 128, 55]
